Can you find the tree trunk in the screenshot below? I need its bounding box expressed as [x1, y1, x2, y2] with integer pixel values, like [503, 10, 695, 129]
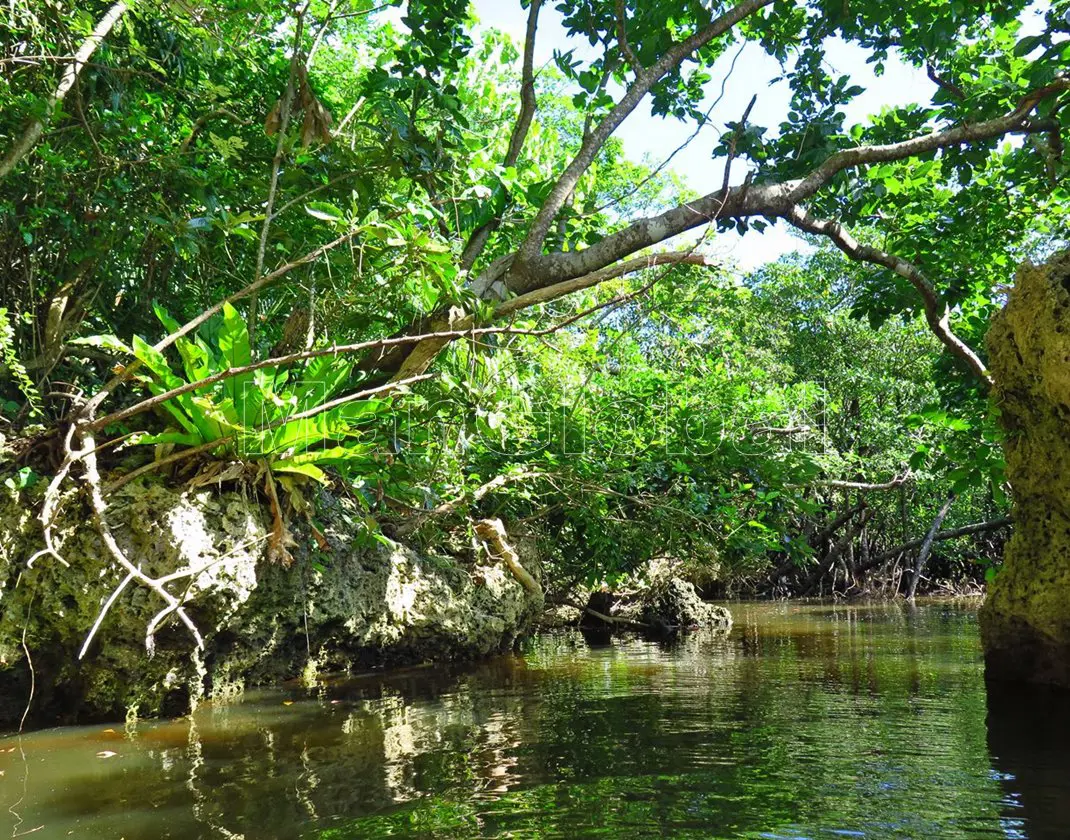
[980, 251, 1070, 685]
[905, 493, 955, 600]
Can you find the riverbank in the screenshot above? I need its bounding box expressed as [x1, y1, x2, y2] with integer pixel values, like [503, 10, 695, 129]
[0, 478, 543, 726]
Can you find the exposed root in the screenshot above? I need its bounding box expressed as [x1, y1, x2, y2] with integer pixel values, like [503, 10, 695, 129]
[26, 423, 79, 569]
[474, 518, 542, 597]
[80, 426, 204, 657]
[78, 570, 135, 660]
[263, 468, 297, 566]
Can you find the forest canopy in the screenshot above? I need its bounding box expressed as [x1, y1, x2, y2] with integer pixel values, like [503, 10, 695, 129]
[1, 0, 1067, 599]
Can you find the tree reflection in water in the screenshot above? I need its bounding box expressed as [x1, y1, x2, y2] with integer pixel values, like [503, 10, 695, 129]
[1, 602, 1066, 839]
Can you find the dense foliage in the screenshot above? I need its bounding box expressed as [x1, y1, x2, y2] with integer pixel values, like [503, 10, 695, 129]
[1, 0, 1067, 597]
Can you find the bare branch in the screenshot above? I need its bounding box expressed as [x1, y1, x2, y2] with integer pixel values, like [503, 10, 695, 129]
[906, 493, 955, 599]
[584, 41, 748, 218]
[390, 252, 715, 380]
[91, 252, 713, 431]
[720, 93, 757, 195]
[857, 516, 1013, 573]
[394, 471, 545, 537]
[474, 518, 542, 596]
[821, 474, 910, 491]
[926, 63, 965, 101]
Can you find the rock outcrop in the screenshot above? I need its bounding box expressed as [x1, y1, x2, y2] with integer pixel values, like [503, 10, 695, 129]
[981, 251, 1070, 685]
[0, 479, 542, 726]
[581, 561, 731, 633]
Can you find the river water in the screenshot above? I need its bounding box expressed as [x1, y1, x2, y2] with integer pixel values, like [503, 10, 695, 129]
[2, 601, 1069, 839]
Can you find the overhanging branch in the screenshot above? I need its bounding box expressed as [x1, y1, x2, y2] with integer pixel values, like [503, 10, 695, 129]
[783, 205, 992, 385]
[517, 79, 1068, 293]
[514, 0, 774, 263]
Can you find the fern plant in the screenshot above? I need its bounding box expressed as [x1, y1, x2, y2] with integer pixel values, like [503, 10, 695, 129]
[124, 302, 381, 484]
[93, 303, 386, 562]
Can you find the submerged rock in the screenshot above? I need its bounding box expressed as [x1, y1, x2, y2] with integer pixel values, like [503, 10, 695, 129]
[0, 479, 542, 726]
[981, 251, 1070, 685]
[636, 575, 731, 629]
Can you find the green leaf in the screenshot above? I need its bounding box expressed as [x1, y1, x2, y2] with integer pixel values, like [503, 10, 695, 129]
[297, 356, 353, 410]
[272, 460, 329, 483]
[133, 431, 205, 447]
[70, 334, 132, 355]
[305, 202, 344, 223]
[219, 302, 254, 424]
[131, 335, 202, 437]
[1013, 34, 1044, 56]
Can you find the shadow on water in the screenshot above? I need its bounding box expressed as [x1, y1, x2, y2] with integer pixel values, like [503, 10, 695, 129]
[2, 601, 1069, 838]
[986, 678, 1070, 840]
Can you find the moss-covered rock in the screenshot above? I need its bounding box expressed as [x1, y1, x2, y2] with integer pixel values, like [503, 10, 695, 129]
[0, 479, 542, 726]
[980, 251, 1070, 685]
[581, 561, 732, 633]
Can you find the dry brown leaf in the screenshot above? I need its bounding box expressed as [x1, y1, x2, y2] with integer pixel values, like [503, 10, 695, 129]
[264, 99, 282, 136]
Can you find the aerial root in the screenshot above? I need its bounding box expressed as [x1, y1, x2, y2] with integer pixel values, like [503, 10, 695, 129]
[29, 417, 206, 660]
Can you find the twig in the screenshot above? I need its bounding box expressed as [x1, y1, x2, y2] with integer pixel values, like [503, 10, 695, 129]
[249, 4, 309, 343]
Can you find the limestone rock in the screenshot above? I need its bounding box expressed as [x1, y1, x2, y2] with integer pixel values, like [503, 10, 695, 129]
[0, 479, 541, 725]
[981, 251, 1070, 685]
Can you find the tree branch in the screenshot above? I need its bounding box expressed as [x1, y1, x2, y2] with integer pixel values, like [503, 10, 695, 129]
[389, 252, 715, 380]
[783, 206, 992, 384]
[474, 518, 542, 597]
[89, 251, 712, 431]
[821, 474, 909, 491]
[906, 492, 955, 599]
[459, 0, 543, 271]
[515, 79, 1068, 293]
[248, 5, 309, 343]
[79, 228, 360, 421]
[615, 0, 642, 72]
[104, 373, 432, 493]
[393, 470, 545, 537]
[0, 0, 128, 180]
[514, 0, 773, 265]
[856, 516, 1012, 574]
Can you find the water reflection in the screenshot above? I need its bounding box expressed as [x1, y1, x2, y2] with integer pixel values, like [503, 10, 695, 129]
[986, 679, 1070, 839]
[1, 602, 1067, 838]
